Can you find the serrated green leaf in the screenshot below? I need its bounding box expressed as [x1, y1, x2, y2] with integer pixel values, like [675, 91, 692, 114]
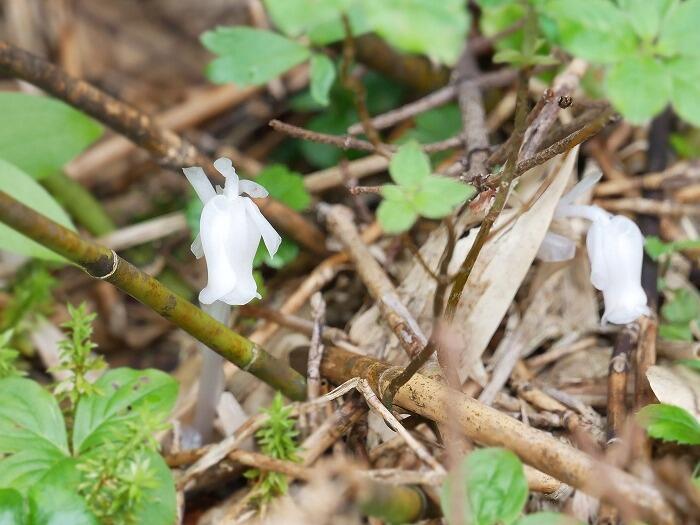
[605, 56, 670, 123]
[514, 512, 582, 525]
[0, 488, 24, 525]
[441, 448, 528, 525]
[0, 159, 76, 262]
[361, 0, 469, 65]
[254, 165, 311, 211]
[126, 451, 177, 525]
[201, 27, 310, 86]
[546, 0, 637, 63]
[28, 481, 98, 525]
[637, 403, 700, 444]
[309, 54, 336, 106]
[667, 57, 700, 127]
[390, 142, 431, 187]
[413, 176, 474, 219]
[0, 377, 68, 492]
[377, 199, 417, 234]
[72, 368, 178, 454]
[618, 0, 676, 41]
[0, 93, 101, 180]
[263, 0, 351, 37]
[658, 0, 700, 56]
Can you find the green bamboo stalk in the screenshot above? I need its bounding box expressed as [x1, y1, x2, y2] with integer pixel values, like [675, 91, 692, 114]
[0, 190, 307, 400]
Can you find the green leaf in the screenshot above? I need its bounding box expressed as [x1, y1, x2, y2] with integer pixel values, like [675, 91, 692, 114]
[637, 403, 700, 444]
[28, 481, 98, 525]
[309, 54, 336, 106]
[377, 199, 417, 234]
[254, 165, 311, 211]
[0, 93, 101, 180]
[361, 0, 469, 65]
[479, 1, 526, 53]
[0, 377, 68, 492]
[667, 57, 700, 127]
[605, 56, 670, 124]
[670, 129, 700, 159]
[661, 289, 700, 325]
[263, 0, 351, 37]
[201, 27, 310, 86]
[644, 235, 674, 260]
[127, 451, 177, 525]
[0, 488, 25, 525]
[298, 71, 404, 168]
[0, 159, 76, 262]
[658, 0, 700, 56]
[441, 448, 528, 525]
[390, 142, 431, 187]
[254, 236, 299, 269]
[413, 176, 475, 219]
[514, 512, 582, 525]
[618, 0, 676, 41]
[72, 368, 178, 455]
[381, 184, 406, 202]
[678, 358, 700, 372]
[645, 235, 700, 260]
[659, 323, 693, 342]
[402, 104, 462, 144]
[307, 5, 370, 44]
[546, 0, 637, 63]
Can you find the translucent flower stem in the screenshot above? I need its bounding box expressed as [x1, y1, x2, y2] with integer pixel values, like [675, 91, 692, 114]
[192, 301, 229, 445]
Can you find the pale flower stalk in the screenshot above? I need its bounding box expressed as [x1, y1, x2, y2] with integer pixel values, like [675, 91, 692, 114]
[538, 171, 650, 325]
[183, 158, 281, 445]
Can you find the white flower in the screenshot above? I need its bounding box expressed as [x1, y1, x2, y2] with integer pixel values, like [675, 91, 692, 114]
[183, 158, 281, 305]
[538, 171, 649, 325]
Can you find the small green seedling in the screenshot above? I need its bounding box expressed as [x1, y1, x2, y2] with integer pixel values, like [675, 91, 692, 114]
[378, 141, 475, 234]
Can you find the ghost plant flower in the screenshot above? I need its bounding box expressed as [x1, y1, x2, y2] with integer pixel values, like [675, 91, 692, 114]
[182, 158, 280, 445]
[184, 157, 281, 305]
[538, 171, 650, 325]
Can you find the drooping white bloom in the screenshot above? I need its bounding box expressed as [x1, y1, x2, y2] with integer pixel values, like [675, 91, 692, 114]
[183, 158, 281, 306]
[538, 171, 649, 325]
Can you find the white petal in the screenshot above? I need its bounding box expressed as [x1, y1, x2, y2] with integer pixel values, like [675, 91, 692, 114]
[198, 195, 244, 304]
[219, 196, 260, 306]
[559, 170, 603, 207]
[586, 214, 649, 325]
[214, 157, 240, 197]
[586, 218, 609, 290]
[244, 198, 281, 257]
[239, 179, 269, 198]
[537, 231, 576, 262]
[183, 166, 216, 204]
[191, 234, 204, 259]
